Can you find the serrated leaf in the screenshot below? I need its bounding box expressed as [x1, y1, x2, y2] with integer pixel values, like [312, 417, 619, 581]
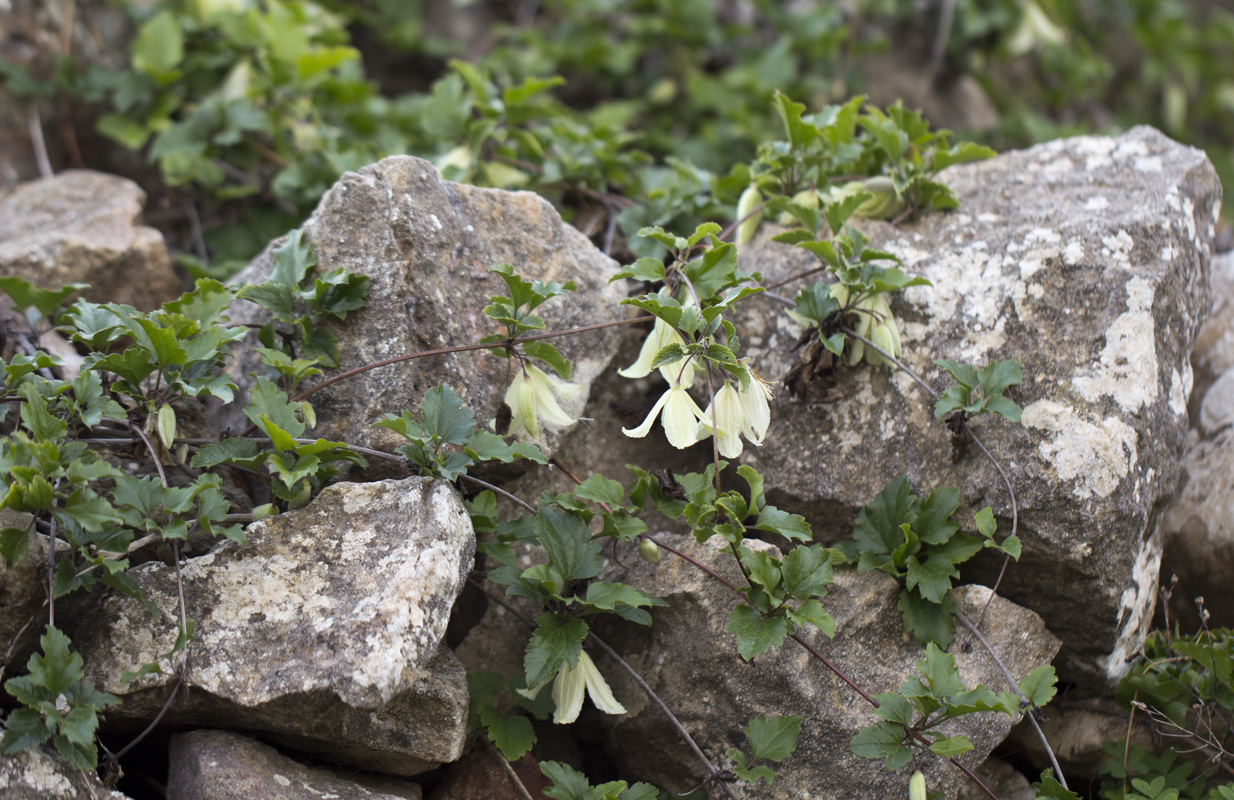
[754, 505, 812, 542]
[244, 377, 305, 439]
[917, 642, 965, 698]
[850, 475, 915, 558]
[0, 526, 30, 566]
[271, 228, 316, 287]
[419, 384, 476, 445]
[524, 614, 588, 692]
[905, 555, 959, 604]
[850, 720, 912, 771]
[479, 704, 536, 761]
[984, 395, 1022, 422]
[613, 257, 667, 284]
[871, 693, 915, 726]
[190, 437, 265, 470]
[898, 590, 956, 647]
[780, 545, 833, 600]
[684, 240, 737, 301]
[1018, 664, 1058, 709]
[726, 605, 789, 660]
[464, 430, 547, 466]
[574, 475, 626, 508]
[541, 760, 591, 800]
[238, 283, 297, 320]
[934, 359, 979, 389]
[583, 582, 667, 612]
[728, 749, 777, 786]
[745, 714, 802, 762]
[0, 707, 54, 754]
[535, 507, 603, 582]
[914, 486, 960, 545]
[1032, 769, 1082, 800]
[521, 341, 572, 380]
[786, 598, 835, 637]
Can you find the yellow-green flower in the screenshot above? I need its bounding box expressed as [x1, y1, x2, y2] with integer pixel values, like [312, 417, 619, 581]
[696, 372, 774, 458]
[619, 317, 695, 387]
[519, 650, 627, 724]
[505, 364, 581, 439]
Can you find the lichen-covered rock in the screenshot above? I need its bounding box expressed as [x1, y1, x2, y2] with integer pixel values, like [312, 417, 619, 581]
[76, 477, 474, 775]
[217, 155, 626, 461]
[167, 730, 422, 799]
[595, 534, 1060, 800]
[0, 745, 131, 800]
[733, 126, 1218, 686]
[0, 170, 181, 309]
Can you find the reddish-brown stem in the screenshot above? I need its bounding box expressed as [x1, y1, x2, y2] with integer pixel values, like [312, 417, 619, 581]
[237, 316, 652, 438]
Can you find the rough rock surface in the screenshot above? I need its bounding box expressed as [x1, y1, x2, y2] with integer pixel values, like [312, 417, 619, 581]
[594, 534, 1060, 799]
[0, 510, 50, 672]
[1004, 695, 1154, 782]
[76, 477, 474, 775]
[0, 745, 131, 799]
[733, 126, 1218, 686]
[426, 750, 552, 800]
[167, 729, 422, 800]
[218, 155, 627, 461]
[0, 170, 181, 309]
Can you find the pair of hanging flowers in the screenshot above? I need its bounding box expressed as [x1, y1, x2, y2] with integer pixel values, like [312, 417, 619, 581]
[618, 316, 772, 457]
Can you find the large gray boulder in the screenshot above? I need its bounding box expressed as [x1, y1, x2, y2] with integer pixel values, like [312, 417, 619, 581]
[732, 126, 1219, 686]
[219, 155, 627, 460]
[595, 534, 1059, 800]
[0, 170, 181, 309]
[0, 745, 132, 800]
[76, 477, 473, 775]
[167, 730, 422, 800]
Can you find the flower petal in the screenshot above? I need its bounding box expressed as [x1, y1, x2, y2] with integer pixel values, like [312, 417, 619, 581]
[622, 388, 672, 439]
[579, 651, 626, 716]
[517, 367, 541, 438]
[528, 366, 578, 429]
[709, 382, 746, 458]
[505, 371, 528, 436]
[662, 386, 711, 449]
[551, 659, 586, 724]
[739, 376, 772, 446]
[619, 318, 680, 379]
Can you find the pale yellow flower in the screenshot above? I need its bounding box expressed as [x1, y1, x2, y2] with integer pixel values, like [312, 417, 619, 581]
[505, 364, 581, 439]
[623, 383, 712, 449]
[519, 650, 626, 724]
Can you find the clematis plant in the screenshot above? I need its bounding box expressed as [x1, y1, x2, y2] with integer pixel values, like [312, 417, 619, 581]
[697, 371, 773, 458]
[520, 650, 627, 724]
[505, 363, 581, 439]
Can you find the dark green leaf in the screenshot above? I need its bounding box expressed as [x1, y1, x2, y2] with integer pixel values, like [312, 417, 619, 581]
[905, 555, 958, 604]
[0, 526, 30, 566]
[786, 598, 834, 637]
[898, 590, 955, 648]
[574, 475, 626, 508]
[849, 475, 915, 558]
[271, 228, 317, 287]
[464, 430, 547, 466]
[1019, 665, 1058, 709]
[523, 614, 587, 689]
[754, 505, 812, 542]
[914, 486, 960, 545]
[479, 704, 536, 761]
[540, 760, 591, 800]
[535, 507, 603, 582]
[870, 693, 914, 726]
[745, 714, 803, 762]
[780, 545, 833, 600]
[728, 749, 777, 786]
[583, 582, 667, 612]
[726, 605, 789, 660]
[928, 735, 973, 757]
[849, 720, 912, 771]
[522, 341, 572, 380]
[419, 384, 476, 446]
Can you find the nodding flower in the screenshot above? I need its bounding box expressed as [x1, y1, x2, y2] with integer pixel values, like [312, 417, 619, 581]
[518, 650, 626, 724]
[504, 364, 581, 439]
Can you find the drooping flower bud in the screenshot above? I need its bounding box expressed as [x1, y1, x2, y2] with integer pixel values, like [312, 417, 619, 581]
[735, 184, 764, 245]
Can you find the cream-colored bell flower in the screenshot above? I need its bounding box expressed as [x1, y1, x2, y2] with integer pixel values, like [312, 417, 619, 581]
[518, 650, 627, 724]
[696, 373, 774, 457]
[623, 383, 712, 449]
[619, 317, 695, 388]
[505, 364, 581, 439]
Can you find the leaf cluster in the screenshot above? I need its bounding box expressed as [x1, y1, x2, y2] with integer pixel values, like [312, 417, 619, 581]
[836, 476, 1020, 647]
[726, 714, 804, 787]
[934, 358, 1023, 423]
[482, 264, 577, 379]
[850, 643, 1056, 772]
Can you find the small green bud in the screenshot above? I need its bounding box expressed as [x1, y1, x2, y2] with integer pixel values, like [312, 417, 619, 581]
[735, 184, 763, 245]
[251, 503, 278, 521]
[909, 770, 926, 800]
[638, 539, 662, 564]
[777, 188, 820, 225]
[156, 403, 177, 450]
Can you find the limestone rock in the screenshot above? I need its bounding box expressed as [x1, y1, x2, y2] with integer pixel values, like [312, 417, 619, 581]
[167, 730, 422, 800]
[595, 534, 1060, 799]
[0, 744, 131, 800]
[76, 477, 474, 775]
[0, 170, 181, 309]
[732, 127, 1218, 686]
[962, 758, 1036, 800]
[217, 155, 626, 462]
[1191, 250, 1234, 410]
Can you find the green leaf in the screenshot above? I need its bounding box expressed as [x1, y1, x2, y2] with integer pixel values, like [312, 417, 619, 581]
[238, 283, 297, 320]
[479, 704, 536, 761]
[754, 505, 812, 542]
[522, 341, 572, 380]
[190, 437, 265, 470]
[728, 749, 777, 787]
[870, 693, 914, 726]
[19, 384, 67, 441]
[932, 142, 996, 172]
[849, 720, 912, 771]
[978, 359, 1022, 399]
[1018, 664, 1058, 709]
[311, 269, 369, 321]
[524, 613, 588, 693]
[745, 714, 803, 762]
[928, 735, 973, 757]
[93, 347, 157, 387]
[0, 707, 54, 754]
[132, 10, 184, 80]
[683, 240, 737, 301]
[541, 760, 592, 800]
[848, 475, 915, 559]
[612, 257, 667, 284]
[726, 605, 789, 660]
[915, 643, 965, 698]
[0, 526, 30, 566]
[574, 475, 626, 508]
[583, 582, 667, 612]
[934, 359, 979, 389]
[271, 228, 317, 287]
[244, 377, 306, 440]
[905, 555, 959, 604]
[535, 507, 602, 582]
[914, 486, 960, 545]
[786, 598, 835, 637]
[0, 278, 90, 323]
[984, 395, 1022, 422]
[780, 545, 833, 600]
[898, 590, 956, 648]
[58, 488, 119, 532]
[1032, 769, 1082, 800]
[419, 384, 477, 445]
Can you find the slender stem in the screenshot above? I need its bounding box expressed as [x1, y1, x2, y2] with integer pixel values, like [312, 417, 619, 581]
[956, 610, 1067, 791]
[487, 740, 536, 800]
[645, 535, 878, 707]
[763, 265, 829, 293]
[718, 200, 768, 243]
[112, 679, 182, 760]
[237, 317, 652, 438]
[459, 473, 537, 515]
[128, 422, 168, 488]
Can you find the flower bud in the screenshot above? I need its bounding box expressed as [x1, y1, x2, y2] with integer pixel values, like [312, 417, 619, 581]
[909, 770, 927, 800]
[638, 539, 662, 564]
[735, 184, 763, 245]
[777, 188, 820, 225]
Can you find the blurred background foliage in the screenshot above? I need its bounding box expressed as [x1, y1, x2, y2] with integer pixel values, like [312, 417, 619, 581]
[2, 0, 1231, 275]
